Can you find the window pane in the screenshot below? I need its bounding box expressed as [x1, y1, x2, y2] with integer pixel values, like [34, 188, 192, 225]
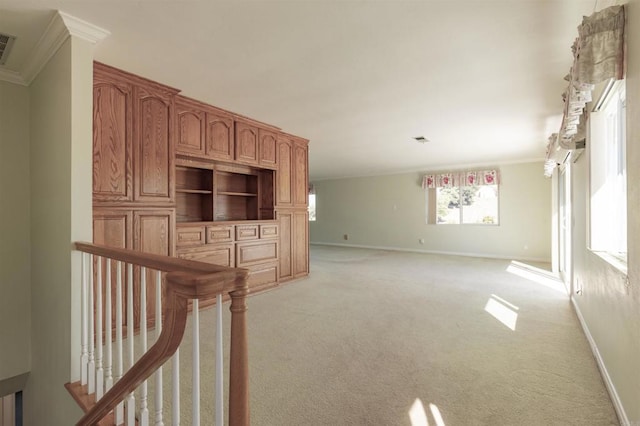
[590, 81, 626, 261]
[308, 193, 316, 221]
[437, 187, 461, 224]
[462, 185, 498, 224]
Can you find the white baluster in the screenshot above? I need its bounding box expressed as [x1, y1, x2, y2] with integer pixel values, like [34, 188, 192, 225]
[80, 252, 88, 386]
[140, 267, 149, 426]
[172, 350, 180, 426]
[115, 261, 124, 424]
[215, 294, 223, 426]
[105, 259, 113, 392]
[96, 257, 104, 399]
[193, 299, 200, 426]
[125, 263, 136, 425]
[88, 254, 96, 394]
[154, 271, 164, 426]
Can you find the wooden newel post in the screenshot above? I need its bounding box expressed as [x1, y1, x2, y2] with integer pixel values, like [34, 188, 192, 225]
[229, 281, 250, 426]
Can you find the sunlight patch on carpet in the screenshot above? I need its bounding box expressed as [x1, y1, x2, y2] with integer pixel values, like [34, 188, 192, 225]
[429, 403, 446, 426]
[409, 398, 429, 426]
[485, 294, 519, 331]
[410, 398, 446, 426]
[506, 261, 566, 294]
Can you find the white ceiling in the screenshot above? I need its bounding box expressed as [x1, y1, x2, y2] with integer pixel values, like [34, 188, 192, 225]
[0, 0, 599, 180]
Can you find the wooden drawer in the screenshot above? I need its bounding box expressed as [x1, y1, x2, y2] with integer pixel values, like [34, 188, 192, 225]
[236, 224, 259, 241]
[207, 225, 234, 243]
[176, 225, 206, 248]
[236, 240, 278, 267]
[177, 244, 234, 267]
[246, 262, 278, 289]
[259, 224, 278, 239]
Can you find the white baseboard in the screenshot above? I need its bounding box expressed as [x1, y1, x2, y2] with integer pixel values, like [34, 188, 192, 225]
[571, 296, 629, 426]
[310, 241, 550, 263]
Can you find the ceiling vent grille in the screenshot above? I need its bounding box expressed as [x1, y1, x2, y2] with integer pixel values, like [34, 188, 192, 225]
[0, 33, 17, 66]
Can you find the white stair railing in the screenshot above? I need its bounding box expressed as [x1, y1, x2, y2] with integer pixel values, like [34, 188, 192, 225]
[71, 243, 249, 426]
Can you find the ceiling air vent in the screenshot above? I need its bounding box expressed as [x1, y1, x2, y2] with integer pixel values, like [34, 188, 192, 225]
[0, 33, 17, 66]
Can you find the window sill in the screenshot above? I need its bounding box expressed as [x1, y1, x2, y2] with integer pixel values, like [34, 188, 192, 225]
[591, 250, 628, 276]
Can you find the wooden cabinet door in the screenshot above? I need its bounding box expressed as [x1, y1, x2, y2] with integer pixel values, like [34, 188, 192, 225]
[292, 139, 309, 208]
[133, 209, 175, 329]
[293, 210, 309, 277]
[133, 85, 174, 203]
[93, 209, 133, 332]
[235, 121, 259, 165]
[277, 210, 293, 281]
[93, 71, 133, 202]
[175, 99, 205, 157]
[276, 137, 293, 207]
[258, 129, 278, 169]
[206, 112, 234, 161]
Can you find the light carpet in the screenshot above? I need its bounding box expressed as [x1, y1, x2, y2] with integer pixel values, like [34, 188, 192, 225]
[142, 245, 618, 425]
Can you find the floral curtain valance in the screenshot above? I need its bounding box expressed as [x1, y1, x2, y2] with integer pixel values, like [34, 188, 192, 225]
[422, 169, 499, 189]
[545, 5, 625, 176]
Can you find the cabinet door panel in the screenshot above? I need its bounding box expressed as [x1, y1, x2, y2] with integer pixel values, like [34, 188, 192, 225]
[206, 113, 234, 161]
[259, 129, 278, 169]
[277, 210, 293, 281]
[293, 210, 309, 276]
[235, 122, 259, 165]
[93, 209, 132, 333]
[134, 86, 174, 203]
[276, 138, 293, 207]
[293, 141, 309, 208]
[93, 80, 133, 202]
[133, 209, 175, 329]
[176, 102, 205, 156]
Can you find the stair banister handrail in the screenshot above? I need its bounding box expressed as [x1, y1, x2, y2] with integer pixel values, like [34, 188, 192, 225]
[73, 242, 250, 426]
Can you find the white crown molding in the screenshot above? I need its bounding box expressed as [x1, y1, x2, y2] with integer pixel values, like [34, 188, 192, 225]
[0, 10, 110, 86]
[21, 11, 70, 85]
[58, 11, 111, 44]
[0, 68, 26, 86]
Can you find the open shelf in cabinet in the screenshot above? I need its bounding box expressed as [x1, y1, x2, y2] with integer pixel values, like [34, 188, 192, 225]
[175, 160, 275, 223]
[215, 170, 259, 221]
[176, 165, 214, 222]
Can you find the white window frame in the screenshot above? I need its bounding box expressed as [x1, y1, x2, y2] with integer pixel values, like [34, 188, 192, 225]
[588, 79, 627, 268]
[432, 184, 500, 225]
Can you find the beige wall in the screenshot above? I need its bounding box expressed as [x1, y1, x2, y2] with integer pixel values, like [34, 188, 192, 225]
[569, 1, 640, 423]
[310, 161, 551, 262]
[0, 81, 31, 385]
[24, 35, 93, 425]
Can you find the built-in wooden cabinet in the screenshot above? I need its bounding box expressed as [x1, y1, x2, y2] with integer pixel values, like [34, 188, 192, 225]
[293, 210, 309, 276]
[206, 112, 234, 162]
[292, 139, 309, 208]
[133, 209, 175, 256]
[235, 121, 259, 165]
[259, 129, 278, 169]
[133, 85, 176, 204]
[176, 99, 206, 157]
[93, 69, 133, 203]
[276, 209, 309, 281]
[276, 136, 293, 207]
[93, 62, 309, 318]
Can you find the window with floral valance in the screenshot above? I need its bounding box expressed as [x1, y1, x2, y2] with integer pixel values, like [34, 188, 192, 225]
[422, 169, 500, 225]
